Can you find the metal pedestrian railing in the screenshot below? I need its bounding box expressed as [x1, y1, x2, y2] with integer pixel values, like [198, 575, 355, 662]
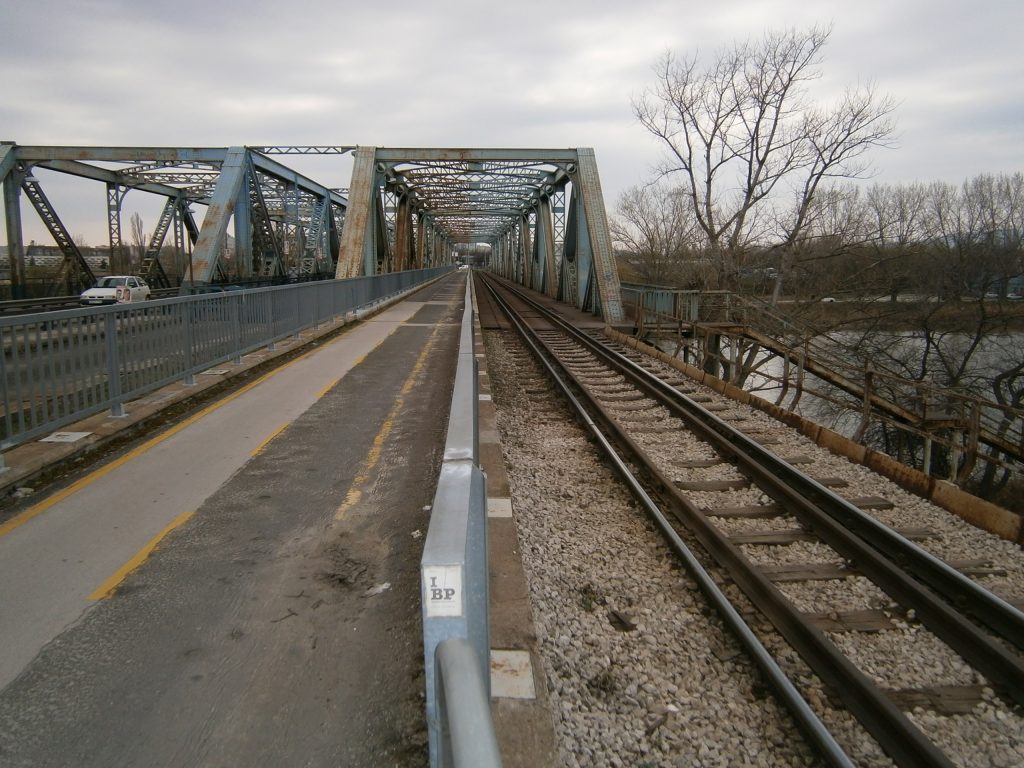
[420, 275, 500, 768]
[620, 282, 1024, 486]
[0, 268, 452, 452]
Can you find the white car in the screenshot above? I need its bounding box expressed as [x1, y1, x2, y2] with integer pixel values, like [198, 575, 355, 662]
[80, 276, 152, 305]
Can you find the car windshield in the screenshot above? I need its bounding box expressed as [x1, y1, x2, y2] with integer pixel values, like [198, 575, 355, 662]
[97, 277, 127, 288]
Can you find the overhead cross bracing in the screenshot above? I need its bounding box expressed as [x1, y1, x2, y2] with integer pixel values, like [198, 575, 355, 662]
[389, 161, 561, 240]
[337, 147, 624, 322]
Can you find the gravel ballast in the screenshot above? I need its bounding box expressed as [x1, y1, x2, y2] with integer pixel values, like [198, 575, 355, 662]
[485, 327, 1024, 767]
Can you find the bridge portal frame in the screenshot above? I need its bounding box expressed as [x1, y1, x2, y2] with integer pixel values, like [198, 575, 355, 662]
[336, 147, 624, 321]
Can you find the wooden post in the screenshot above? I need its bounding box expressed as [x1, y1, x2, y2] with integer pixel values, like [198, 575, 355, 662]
[776, 353, 791, 406]
[853, 363, 874, 443]
[957, 401, 982, 485]
[789, 348, 806, 411]
[704, 330, 721, 377]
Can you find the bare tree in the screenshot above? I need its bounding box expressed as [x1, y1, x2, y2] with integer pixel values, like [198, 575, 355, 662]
[634, 25, 896, 293]
[610, 183, 708, 286]
[129, 212, 146, 272]
[861, 182, 929, 301]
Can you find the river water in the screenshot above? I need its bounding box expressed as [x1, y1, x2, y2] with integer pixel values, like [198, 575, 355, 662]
[658, 330, 1023, 438]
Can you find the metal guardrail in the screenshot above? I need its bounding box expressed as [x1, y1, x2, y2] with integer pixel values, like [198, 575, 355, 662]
[620, 282, 1024, 484]
[435, 638, 502, 768]
[620, 283, 735, 335]
[0, 267, 452, 451]
[420, 275, 500, 768]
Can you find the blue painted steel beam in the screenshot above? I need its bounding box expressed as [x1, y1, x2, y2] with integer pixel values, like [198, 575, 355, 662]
[186, 147, 247, 286]
[2, 159, 27, 298]
[10, 147, 346, 208]
[0, 143, 16, 184]
[249, 152, 348, 208]
[34, 159, 197, 201]
[573, 149, 624, 322]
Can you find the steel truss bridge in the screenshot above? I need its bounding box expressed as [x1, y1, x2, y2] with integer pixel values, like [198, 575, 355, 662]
[0, 143, 624, 321]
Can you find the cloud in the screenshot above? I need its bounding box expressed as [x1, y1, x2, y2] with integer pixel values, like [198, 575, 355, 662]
[3, 0, 1022, 243]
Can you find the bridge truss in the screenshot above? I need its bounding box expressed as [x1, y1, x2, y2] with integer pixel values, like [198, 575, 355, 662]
[2, 143, 625, 319]
[0, 143, 350, 295]
[338, 147, 624, 321]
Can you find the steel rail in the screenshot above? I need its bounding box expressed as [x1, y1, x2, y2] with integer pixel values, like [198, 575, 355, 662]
[492, 275, 1024, 669]
[601, 329, 1024, 652]
[483, 276, 1019, 768]
[483, 279, 858, 768]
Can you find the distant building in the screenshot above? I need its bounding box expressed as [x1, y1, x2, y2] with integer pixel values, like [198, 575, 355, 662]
[0, 243, 112, 276]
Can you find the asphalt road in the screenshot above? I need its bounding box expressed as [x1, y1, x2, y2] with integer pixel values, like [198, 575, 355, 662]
[0, 272, 466, 767]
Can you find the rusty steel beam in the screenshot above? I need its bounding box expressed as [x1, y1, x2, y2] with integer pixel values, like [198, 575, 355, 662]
[336, 146, 378, 278]
[186, 147, 247, 286]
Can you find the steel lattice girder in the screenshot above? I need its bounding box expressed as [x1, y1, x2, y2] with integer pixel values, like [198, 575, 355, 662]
[2, 143, 624, 318]
[0, 144, 350, 292]
[1, 147, 348, 208]
[336, 146, 623, 321]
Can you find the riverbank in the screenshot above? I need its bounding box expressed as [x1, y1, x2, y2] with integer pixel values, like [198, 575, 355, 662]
[783, 298, 1024, 333]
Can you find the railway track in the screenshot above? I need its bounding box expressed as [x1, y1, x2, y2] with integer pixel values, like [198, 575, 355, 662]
[478, 273, 1024, 767]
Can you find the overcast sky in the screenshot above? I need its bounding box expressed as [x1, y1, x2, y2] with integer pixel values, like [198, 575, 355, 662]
[3, 0, 1023, 245]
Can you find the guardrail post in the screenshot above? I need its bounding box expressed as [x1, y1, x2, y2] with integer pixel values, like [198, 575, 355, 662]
[105, 312, 126, 417]
[0, 337, 12, 451]
[312, 284, 321, 330]
[182, 301, 197, 386]
[233, 295, 245, 362]
[268, 292, 280, 352]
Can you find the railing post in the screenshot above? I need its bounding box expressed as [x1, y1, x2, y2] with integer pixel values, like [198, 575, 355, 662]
[233, 295, 245, 362]
[0, 332, 12, 449]
[105, 312, 126, 417]
[182, 301, 196, 386]
[789, 348, 806, 411]
[854, 363, 874, 443]
[956, 402, 982, 485]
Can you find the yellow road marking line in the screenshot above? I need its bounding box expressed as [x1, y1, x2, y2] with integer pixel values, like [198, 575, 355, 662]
[335, 324, 443, 521]
[0, 317, 409, 541]
[89, 510, 196, 600]
[0, 342, 328, 541]
[317, 377, 341, 399]
[251, 422, 290, 457]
